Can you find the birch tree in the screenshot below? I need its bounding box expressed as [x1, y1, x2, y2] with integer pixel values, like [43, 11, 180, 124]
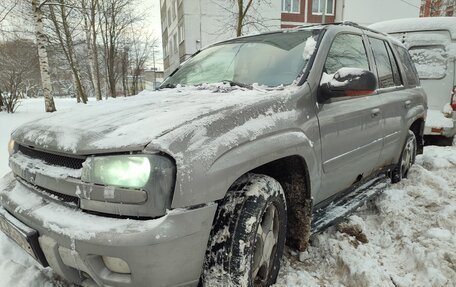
[32, 0, 56, 112]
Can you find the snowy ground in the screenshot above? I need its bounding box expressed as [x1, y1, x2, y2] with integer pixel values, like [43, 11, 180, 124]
[1, 98, 455, 287]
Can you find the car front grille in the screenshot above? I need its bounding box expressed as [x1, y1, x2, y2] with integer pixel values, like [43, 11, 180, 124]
[41, 188, 80, 206]
[18, 145, 85, 170]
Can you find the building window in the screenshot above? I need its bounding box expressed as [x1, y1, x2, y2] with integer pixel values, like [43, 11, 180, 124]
[282, 0, 300, 13]
[312, 0, 334, 15]
[164, 44, 168, 57]
[174, 34, 178, 52]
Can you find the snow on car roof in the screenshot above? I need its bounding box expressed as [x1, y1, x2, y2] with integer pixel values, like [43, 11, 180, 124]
[369, 17, 456, 40]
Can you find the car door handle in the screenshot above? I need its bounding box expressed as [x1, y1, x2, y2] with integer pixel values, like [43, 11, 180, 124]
[404, 100, 412, 109]
[371, 108, 381, 118]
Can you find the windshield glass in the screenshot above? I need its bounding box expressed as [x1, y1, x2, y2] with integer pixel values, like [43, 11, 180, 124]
[161, 29, 321, 88]
[408, 45, 448, 79]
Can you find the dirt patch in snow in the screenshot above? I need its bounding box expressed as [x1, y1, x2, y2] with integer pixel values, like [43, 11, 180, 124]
[337, 222, 369, 247]
[275, 145, 456, 287]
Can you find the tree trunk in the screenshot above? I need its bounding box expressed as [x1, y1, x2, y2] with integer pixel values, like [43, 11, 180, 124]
[32, 0, 56, 112]
[49, 2, 87, 104]
[236, 0, 243, 37]
[83, 0, 103, 101]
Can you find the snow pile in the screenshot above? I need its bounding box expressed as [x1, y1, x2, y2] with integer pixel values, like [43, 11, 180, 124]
[275, 145, 456, 287]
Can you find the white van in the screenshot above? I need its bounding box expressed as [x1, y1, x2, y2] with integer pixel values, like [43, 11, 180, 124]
[370, 17, 456, 145]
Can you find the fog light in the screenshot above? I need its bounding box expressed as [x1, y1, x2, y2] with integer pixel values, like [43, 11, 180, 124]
[102, 256, 131, 274]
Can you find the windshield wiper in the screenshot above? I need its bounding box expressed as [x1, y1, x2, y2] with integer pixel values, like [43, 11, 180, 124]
[221, 80, 253, 90]
[159, 83, 176, 89]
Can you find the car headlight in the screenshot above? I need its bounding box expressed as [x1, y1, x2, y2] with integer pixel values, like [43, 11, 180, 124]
[81, 154, 175, 190]
[8, 138, 15, 156]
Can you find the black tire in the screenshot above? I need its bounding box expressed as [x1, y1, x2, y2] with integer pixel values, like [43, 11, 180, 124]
[391, 130, 417, 183]
[202, 174, 287, 287]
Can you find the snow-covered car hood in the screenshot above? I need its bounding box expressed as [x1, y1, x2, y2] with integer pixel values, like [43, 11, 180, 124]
[12, 84, 295, 155]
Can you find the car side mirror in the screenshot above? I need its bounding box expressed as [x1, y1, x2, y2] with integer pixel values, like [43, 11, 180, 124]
[318, 68, 378, 102]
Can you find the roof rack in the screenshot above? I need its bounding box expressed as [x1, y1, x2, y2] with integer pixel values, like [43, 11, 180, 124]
[296, 21, 387, 36]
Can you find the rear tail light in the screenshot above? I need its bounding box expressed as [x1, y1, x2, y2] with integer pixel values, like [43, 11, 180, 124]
[451, 86, 456, 111]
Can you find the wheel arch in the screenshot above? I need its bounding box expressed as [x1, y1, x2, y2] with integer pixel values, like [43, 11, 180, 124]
[409, 117, 425, 154]
[227, 155, 314, 252]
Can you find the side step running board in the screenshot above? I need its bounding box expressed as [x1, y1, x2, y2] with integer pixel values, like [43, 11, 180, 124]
[311, 174, 390, 235]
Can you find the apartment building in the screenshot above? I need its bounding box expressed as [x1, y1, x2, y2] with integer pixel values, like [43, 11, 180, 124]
[160, 0, 281, 76]
[281, 0, 337, 28]
[421, 0, 456, 17]
[160, 0, 419, 76]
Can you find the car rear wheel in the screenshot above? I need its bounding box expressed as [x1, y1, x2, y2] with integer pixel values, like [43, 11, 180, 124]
[391, 130, 417, 183]
[202, 174, 287, 287]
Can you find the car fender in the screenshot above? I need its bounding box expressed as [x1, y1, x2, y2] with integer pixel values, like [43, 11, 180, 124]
[170, 130, 321, 208]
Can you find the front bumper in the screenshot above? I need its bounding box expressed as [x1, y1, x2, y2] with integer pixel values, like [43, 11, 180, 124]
[0, 173, 217, 287]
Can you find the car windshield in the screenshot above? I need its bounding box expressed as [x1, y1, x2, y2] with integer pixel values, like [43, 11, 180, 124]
[161, 29, 321, 88]
[408, 45, 448, 79]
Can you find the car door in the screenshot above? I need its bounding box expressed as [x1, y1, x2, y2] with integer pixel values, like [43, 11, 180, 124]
[316, 32, 384, 202]
[368, 37, 418, 167]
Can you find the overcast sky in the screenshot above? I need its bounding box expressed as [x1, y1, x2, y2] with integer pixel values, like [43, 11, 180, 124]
[143, 0, 163, 69]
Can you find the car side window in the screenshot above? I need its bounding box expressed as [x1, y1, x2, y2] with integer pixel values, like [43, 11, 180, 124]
[324, 33, 370, 75]
[385, 43, 403, 86]
[394, 45, 420, 87]
[369, 37, 395, 88]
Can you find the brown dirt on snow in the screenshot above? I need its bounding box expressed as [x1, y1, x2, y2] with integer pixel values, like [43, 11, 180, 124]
[337, 223, 369, 247]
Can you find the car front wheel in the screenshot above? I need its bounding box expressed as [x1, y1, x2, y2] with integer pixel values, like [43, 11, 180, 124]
[203, 174, 287, 286]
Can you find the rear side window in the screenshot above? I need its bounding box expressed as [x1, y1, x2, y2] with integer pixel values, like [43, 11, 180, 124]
[369, 37, 395, 88]
[324, 34, 370, 74]
[395, 45, 420, 87]
[385, 43, 403, 86]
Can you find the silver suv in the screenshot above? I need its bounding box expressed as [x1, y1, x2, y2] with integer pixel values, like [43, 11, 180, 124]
[0, 23, 426, 287]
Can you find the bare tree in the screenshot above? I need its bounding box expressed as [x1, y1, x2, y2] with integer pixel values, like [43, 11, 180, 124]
[48, 0, 88, 103]
[0, 39, 40, 113]
[212, 0, 273, 37]
[81, 0, 103, 100]
[98, 0, 144, 98]
[0, 1, 19, 24]
[32, 0, 56, 112]
[128, 31, 158, 95]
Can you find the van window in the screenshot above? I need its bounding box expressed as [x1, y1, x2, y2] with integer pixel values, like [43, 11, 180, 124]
[395, 45, 420, 87]
[369, 37, 395, 88]
[324, 34, 370, 74]
[408, 45, 448, 79]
